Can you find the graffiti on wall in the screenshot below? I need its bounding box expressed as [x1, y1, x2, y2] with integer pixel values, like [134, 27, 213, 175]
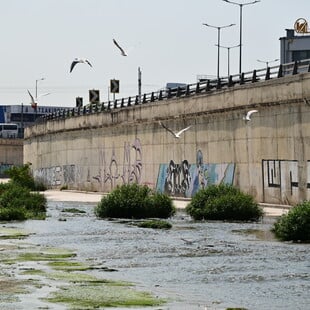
[156, 150, 235, 198]
[34, 138, 142, 189]
[262, 160, 310, 200]
[93, 138, 142, 189]
[35, 165, 77, 186]
[0, 163, 13, 177]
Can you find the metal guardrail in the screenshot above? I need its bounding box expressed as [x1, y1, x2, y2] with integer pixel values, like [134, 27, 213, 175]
[38, 59, 310, 123]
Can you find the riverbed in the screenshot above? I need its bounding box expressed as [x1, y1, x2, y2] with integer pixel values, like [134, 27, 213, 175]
[1, 194, 309, 309]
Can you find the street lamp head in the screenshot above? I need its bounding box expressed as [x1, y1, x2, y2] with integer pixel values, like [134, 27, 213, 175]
[223, 0, 260, 5]
[257, 58, 279, 63]
[203, 23, 235, 29]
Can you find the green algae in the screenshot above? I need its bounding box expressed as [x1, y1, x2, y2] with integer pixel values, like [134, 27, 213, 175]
[20, 269, 46, 276]
[47, 271, 102, 283]
[46, 271, 130, 286]
[62, 208, 86, 214]
[18, 248, 76, 261]
[0, 227, 30, 239]
[45, 283, 165, 309]
[136, 219, 172, 229]
[48, 261, 90, 271]
[1, 233, 165, 309]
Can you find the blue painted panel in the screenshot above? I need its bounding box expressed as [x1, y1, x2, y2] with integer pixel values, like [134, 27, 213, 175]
[0, 106, 5, 123]
[156, 161, 235, 198]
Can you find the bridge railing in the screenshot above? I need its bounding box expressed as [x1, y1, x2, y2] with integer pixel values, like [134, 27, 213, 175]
[38, 59, 310, 123]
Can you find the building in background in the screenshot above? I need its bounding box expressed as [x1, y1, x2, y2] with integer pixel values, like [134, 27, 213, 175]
[280, 18, 310, 64]
[0, 104, 68, 138]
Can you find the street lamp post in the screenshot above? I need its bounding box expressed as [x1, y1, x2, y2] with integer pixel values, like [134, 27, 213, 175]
[35, 77, 45, 98]
[215, 44, 239, 78]
[257, 58, 279, 69]
[203, 23, 235, 79]
[223, 0, 260, 75]
[34, 77, 45, 118]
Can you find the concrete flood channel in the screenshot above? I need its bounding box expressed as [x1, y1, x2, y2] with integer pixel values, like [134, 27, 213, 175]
[0, 197, 309, 310]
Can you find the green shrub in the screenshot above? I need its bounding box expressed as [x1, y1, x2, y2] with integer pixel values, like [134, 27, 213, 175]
[186, 184, 263, 221]
[272, 201, 310, 242]
[0, 207, 27, 221]
[95, 183, 175, 219]
[137, 219, 172, 229]
[0, 182, 47, 221]
[5, 163, 47, 191]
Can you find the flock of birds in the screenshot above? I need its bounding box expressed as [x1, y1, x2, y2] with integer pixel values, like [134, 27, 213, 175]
[27, 37, 259, 132]
[159, 109, 259, 139]
[27, 39, 128, 106]
[69, 39, 128, 73]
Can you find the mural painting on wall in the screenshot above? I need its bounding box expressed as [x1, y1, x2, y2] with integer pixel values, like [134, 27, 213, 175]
[156, 150, 235, 198]
[0, 163, 13, 177]
[262, 159, 310, 199]
[34, 138, 142, 188]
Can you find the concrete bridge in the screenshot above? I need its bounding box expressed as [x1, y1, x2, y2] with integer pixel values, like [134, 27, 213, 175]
[24, 60, 310, 205]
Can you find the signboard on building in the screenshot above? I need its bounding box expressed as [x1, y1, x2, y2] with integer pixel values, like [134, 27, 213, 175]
[294, 18, 309, 34]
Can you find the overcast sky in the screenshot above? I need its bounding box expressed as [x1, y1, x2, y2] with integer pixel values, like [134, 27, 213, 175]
[0, 0, 309, 108]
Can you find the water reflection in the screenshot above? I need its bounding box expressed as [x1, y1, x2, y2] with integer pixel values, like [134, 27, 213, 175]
[8, 201, 310, 309]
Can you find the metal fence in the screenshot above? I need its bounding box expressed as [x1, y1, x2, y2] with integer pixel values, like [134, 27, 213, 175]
[38, 59, 310, 123]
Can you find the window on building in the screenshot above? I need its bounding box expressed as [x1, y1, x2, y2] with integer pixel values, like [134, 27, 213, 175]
[292, 50, 310, 61]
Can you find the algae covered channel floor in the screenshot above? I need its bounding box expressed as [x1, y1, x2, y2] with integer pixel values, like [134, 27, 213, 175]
[0, 200, 309, 310]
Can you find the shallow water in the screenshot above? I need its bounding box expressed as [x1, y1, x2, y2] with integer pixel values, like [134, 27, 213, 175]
[4, 201, 310, 310]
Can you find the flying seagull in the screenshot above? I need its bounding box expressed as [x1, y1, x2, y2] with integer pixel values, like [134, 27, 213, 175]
[159, 121, 192, 138]
[27, 90, 50, 109]
[243, 110, 258, 121]
[113, 39, 127, 56]
[70, 58, 93, 73]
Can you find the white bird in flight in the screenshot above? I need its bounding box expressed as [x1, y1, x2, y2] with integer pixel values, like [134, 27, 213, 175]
[70, 58, 93, 72]
[159, 121, 192, 138]
[243, 110, 258, 121]
[27, 90, 50, 108]
[113, 39, 127, 56]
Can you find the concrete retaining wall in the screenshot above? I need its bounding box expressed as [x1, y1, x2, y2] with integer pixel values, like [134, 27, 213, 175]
[0, 138, 23, 176]
[24, 73, 310, 205]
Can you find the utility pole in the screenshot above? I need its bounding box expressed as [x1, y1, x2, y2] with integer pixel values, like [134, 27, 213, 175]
[223, 0, 260, 74]
[138, 67, 142, 103]
[203, 23, 235, 79]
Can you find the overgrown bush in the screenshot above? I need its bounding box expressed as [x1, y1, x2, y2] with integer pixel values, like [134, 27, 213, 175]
[272, 201, 310, 242]
[0, 182, 47, 221]
[186, 184, 263, 221]
[5, 163, 46, 191]
[95, 183, 175, 219]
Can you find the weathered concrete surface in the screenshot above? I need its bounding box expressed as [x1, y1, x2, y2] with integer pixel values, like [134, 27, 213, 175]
[0, 139, 23, 175]
[0, 138, 23, 164]
[24, 73, 310, 205]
